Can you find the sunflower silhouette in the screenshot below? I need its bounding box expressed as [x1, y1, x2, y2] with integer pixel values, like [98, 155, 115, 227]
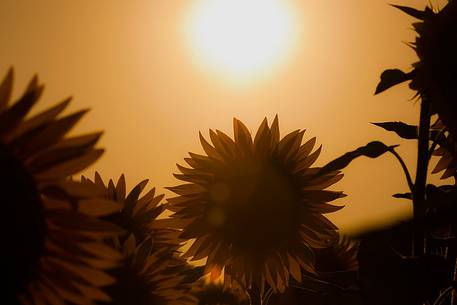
[315, 234, 358, 273]
[431, 120, 457, 179]
[1, 69, 124, 305]
[377, 1, 457, 138]
[106, 235, 198, 305]
[167, 116, 345, 293]
[81, 173, 180, 247]
[82, 173, 196, 305]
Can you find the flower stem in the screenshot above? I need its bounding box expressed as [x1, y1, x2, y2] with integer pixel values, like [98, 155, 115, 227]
[389, 148, 414, 192]
[413, 96, 431, 256]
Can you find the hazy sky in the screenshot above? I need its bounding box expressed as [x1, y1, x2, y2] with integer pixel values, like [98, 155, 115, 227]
[0, 0, 449, 233]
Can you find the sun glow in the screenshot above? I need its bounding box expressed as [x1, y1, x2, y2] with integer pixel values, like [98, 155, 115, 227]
[185, 0, 298, 82]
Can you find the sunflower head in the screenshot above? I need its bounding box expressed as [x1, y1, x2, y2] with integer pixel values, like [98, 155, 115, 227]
[411, 1, 457, 135]
[2, 142, 45, 298]
[106, 235, 198, 305]
[81, 173, 182, 248]
[168, 116, 345, 293]
[314, 234, 359, 273]
[0, 68, 124, 305]
[430, 120, 457, 179]
[377, 2, 457, 137]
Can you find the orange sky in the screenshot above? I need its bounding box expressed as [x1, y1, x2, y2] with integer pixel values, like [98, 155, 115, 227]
[0, 0, 449, 233]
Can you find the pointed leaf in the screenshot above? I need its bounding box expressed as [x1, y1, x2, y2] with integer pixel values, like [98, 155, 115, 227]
[372, 121, 418, 139]
[393, 193, 412, 199]
[319, 141, 396, 175]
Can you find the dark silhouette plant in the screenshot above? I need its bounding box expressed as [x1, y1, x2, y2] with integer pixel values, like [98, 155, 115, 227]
[315, 1, 457, 304]
[0, 69, 124, 305]
[167, 116, 346, 304]
[82, 173, 197, 305]
[3, 1, 457, 304]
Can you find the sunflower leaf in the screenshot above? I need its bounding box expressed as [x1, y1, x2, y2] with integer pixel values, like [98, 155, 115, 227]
[375, 69, 413, 94]
[391, 4, 427, 20]
[372, 121, 418, 139]
[392, 193, 412, 199]
[319, 141, 396, 175]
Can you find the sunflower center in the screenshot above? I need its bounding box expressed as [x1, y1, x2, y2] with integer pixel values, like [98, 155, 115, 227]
[1, 144, 47, 295]
[209, 158, 301, 252]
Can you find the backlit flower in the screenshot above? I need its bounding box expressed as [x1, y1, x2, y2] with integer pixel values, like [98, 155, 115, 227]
[168, 116, 345, 293]
[1, 69, 123, 305]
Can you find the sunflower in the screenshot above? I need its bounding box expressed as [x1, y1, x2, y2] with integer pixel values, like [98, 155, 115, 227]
[314, 234, 359, 273]
[105, 235, 198, 305]
[81, 172, 180, 247]
[167, 116, 345, 293]
[377, 1, 457, 138]
[81, 173, 196, 305]
[1, 68, 124, 305]
[431, 119, 457, 179]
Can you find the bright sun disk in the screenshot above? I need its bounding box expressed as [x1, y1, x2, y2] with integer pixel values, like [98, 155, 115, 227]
[186, 0, 298, 81]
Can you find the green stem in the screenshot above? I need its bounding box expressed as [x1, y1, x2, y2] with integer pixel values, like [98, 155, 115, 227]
[413, 96, 431, 256]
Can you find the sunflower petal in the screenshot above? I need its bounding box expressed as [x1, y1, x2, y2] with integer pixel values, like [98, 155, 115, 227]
[200, 131, 224, 161]
[11, 98, 71, 139]
[270, 115, 280, 147]
[233, 118, 253, 154]
[0, 85, 43, 137]
[36, 149, 104, 181]
[115, 174, 126, 201]
[78, 199, 123, 216]
[0, 67, 14, 111]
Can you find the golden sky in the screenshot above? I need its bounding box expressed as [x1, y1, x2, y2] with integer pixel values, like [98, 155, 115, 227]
[0, 0, 449, 233]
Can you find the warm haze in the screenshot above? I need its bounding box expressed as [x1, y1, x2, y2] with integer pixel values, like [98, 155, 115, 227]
[0, 0, 449, 233]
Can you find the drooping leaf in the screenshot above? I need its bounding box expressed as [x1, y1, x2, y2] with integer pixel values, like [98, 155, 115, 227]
[319, 141, 396, 175]
[375, 69, 413, 94]
[373, 121, 445, 145]
[372, 122, 418, 139]
[391, 4, 427, 20]
[355, 141, 397, 158]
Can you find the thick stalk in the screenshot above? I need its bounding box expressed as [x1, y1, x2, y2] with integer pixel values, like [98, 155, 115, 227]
[413, 97, 430, 256]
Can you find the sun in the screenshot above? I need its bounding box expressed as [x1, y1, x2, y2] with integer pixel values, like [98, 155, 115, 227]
[185, 0, 298, 82]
